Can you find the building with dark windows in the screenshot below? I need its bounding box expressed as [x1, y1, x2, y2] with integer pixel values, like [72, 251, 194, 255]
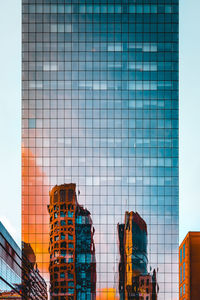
[48, 183, 96, 300]
[118, 212, 157, 300]
[22, 0, 179, 299]
[179, 232, 200, 300]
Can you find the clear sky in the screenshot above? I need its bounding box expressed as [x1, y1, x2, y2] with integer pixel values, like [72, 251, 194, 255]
[0, 0, 199, 246]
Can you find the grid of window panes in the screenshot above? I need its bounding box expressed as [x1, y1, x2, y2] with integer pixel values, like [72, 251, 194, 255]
[22, 0, 179, 299]
[0, 225, 21, 293]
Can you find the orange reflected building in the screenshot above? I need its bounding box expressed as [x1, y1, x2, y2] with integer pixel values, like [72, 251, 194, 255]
[48, 184, 96, 299]
[48, 184, 77, 299]
[179, 232, 200, 300]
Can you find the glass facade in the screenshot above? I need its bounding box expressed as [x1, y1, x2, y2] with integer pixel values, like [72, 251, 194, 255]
[22, 0, 179, 299]
[0, 222, 21, 295]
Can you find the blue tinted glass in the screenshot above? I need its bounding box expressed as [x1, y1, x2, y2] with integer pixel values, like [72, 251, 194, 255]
[22, 1, 179, 299]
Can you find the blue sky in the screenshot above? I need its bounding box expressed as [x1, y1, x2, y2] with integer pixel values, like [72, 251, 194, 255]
[0, 0, 199, 246]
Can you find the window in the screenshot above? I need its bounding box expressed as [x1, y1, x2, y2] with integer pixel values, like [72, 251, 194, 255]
[60, 272, 65, 279]
[68, 234, 73, 240]
[54, 191, 58, 202]
[180, 248, 182, 263]
[61, 233, 65, 240]
[180, 266, 182, 283]
[180, 286, 182, 297]
[68, 211, 73, 218]
[28, 118, 36, 129]
[60, 211, 66, 217]
[183, 244, 185, 259]
[165, 5, 172, 13]
[183, 262, 185, 280]
[68, 257, 73, 263]
[68, 189, 73, 202]
[183, 283, 185, 295]
[68, 273, 73, 279]
[68, 288, 74, 295]
[43, 62, 58, 71]
[68, 281, 74, 287]
[108, 43, 122, 52]
[60, 190, 66, 202]
[54, 250, 59, 257]
[61, 250, 66, 256]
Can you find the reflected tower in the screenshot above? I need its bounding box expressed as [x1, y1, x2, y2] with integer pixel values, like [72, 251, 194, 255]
[75, 204, 96, 299]
[48, 184, 96, 299]
[118, 212, 157, 300]
[48, 184, 76, 299]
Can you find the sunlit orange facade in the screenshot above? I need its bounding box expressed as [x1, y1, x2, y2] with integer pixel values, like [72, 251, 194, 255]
[179, 232, 200, 300]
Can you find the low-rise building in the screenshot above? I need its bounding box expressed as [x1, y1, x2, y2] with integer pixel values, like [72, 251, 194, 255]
[179, 232, 200, 300]
[0, 222, 22, 298]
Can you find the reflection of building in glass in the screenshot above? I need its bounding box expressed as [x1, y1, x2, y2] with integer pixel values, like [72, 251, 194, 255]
[0, 222, 47, 300]
[48, 184, 76, 299]
[179, 232, 200, 300]
[22, 0, 179, 297]
[22, 242, 48, 299]
[0, 222, 21, 298]
[118, 212, 157, 300]
[76, 205, 96, 299]
[48, 183, 96, 299]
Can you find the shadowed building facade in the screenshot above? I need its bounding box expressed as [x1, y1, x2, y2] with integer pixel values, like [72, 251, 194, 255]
[179, 232, 200, 300]
[48, 184, 96, 299]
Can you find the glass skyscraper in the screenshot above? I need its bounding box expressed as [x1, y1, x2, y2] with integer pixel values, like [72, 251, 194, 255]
[22, 1, 179, 299]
